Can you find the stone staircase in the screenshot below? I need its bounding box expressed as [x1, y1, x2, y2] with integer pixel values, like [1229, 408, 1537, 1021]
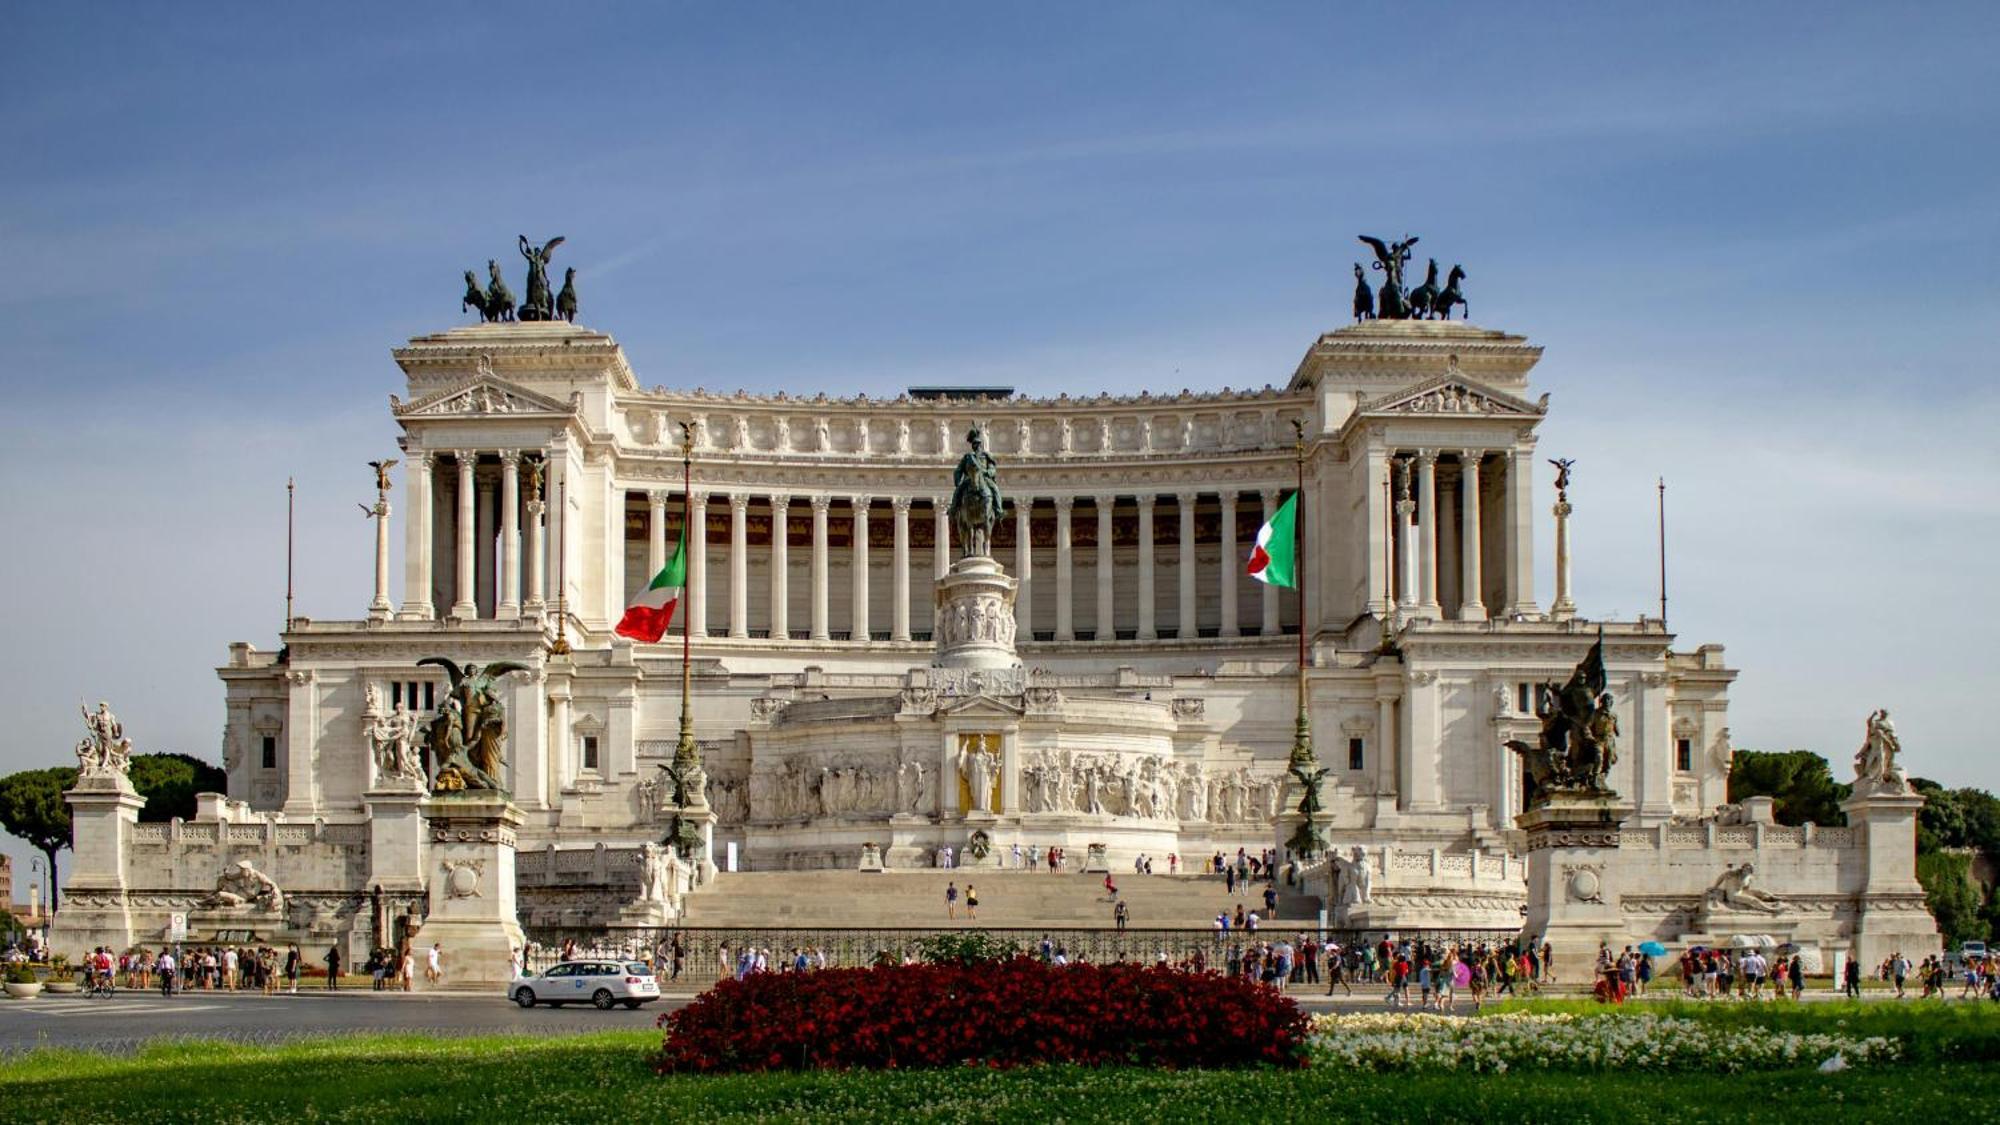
[682, 869, 1323, 929]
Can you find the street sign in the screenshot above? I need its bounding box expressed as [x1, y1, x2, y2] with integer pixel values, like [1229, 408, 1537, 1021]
[166, 913, 187, 942]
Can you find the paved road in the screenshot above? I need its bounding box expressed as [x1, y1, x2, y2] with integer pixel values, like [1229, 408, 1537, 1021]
[0, 991, 688, 1054]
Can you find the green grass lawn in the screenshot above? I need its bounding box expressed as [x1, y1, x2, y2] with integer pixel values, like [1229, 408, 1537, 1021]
[4, 1006, 1999, 1123]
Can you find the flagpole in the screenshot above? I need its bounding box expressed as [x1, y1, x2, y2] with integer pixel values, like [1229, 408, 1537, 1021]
[1288, 419, 1313, 770]
[284, 477, 295, 633]
[549, 478, 571, 656]
[1657, 477, 1668, 629]
[676, 422, 696, 770]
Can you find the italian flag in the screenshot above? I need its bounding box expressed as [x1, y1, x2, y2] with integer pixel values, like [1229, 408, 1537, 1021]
[1246, 491, 1297, 588]
[616, 524, 686, 643]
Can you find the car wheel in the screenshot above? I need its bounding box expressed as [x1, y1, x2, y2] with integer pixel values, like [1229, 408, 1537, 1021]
[514, 989, 536, 1008]
[621, 999, 641, 1010]
[592, 989, 615, 1010]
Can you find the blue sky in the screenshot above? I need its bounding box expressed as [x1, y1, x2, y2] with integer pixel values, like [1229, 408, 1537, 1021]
[3, 3, 1996, 892]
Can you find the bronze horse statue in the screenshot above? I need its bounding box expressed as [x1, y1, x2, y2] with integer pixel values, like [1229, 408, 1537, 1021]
[1434, 264, 1468, 320]
[555, 267, 579, 323]
[1351, 263, 1374, 321]
[483, 260, 516, 323]
[1407, 259, 1441, 319]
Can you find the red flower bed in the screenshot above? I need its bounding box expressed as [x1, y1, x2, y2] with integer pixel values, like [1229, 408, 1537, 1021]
[655, 960, 1309, 1073]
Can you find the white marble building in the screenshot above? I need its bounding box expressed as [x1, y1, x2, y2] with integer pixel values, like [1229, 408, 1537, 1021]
[207, 315, 1737, 875]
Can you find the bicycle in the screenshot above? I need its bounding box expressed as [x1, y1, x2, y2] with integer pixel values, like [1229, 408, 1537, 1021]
[87, 971, 115, 999]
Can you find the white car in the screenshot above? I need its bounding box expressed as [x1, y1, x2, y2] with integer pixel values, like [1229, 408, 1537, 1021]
[510, 960, 660, 1010]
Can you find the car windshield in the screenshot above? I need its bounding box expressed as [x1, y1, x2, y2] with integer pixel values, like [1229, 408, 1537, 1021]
[626, 962, 651, 975]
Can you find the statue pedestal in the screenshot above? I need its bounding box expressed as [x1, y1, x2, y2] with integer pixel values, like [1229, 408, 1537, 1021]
[364, 786, 429, 893]
[1840, 785, 1939, 965]
[48, 775, 145, 958]
[1517, 796, 1632, 977]
[413, 795, 526, 989]
[933, 556, 1020, 672]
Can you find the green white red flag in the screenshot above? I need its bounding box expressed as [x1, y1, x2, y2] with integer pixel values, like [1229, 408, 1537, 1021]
[616, 524, 686, 643]
[1246, 491, 1297, 588]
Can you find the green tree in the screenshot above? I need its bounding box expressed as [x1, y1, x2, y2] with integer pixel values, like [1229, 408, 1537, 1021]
[1726, 750, 1851, 827]
[127, 752, 228, 823]
[1918, 850, 1989, 946]
[0, 767, 77, 912]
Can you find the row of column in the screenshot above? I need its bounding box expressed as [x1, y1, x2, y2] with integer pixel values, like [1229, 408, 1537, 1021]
[641, 491, 1292, 643]
[1389, 448, 1535, 622]
[398, 449, 549, 622]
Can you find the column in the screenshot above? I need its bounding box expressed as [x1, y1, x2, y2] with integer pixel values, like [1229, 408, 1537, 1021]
[1260, 489, 1282, 636]
[729, 494, 750, 638]
[370, 481, 393, 620]
[524, 470, 546, 614]
[1551, 491, 1577, 620]
[769, 494, 791, 640]
[1094, 497, 1115, 641]
[850, 496, 871, 641]
[1176, 490, 1198, 640]
[1394, 462, 1417, 613]
[1458, 452, 1487, 621]
[891, 497, 912, 642]
[498, 451, 521, 619]
[1015, 497, 1034, 637]
[647, 491, 668, 577]
[811, 496, 831, 640]
[474, 467, 497, 616]
[452, 450, 477, 619]
[1416, 449, 1441, 617]
[1506, 443, 1539, 615]
[933, 498, 950, 578]
[1054, 497, 1075, 641]
[1219, 491, 1239, 638]
[399, 452, 434, 619]
[1375, 683, 1399, 804]
[687, 491, 708, 638]
[1136, 495, 1157, 640]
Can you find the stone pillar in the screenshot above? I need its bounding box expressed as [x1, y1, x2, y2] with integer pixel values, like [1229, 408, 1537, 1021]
[417, 797, 526, 989]
[1095, 496, 1116, 641]
[1458, 452, 1487, 621]
[475, 467, 497, 617]
[1551, 491, 1577, 621]
[498, 451, 521, 619]
[1506, 444, 1539, 616]
[1518, 797, 1634, 974]
[546, 670, 573, 802]
[452, 451, 477, 619]
[1260, 489, 1283, 635]
[281, 668, 318, 817]
[1375, 685, 1398, 804]
[1402, 670, 1441, 810]
[851, 496, 871, 642]
[1219, 491, 1239, 638]
[934, 498, 950, 579]
[524, 487, 546, 613]
[648, 491, 668, 577]
[1054, 497, 1075, 642]
[370, 478, 394, 621]
[730, 494, 750, 638]
[48, 775, 146, 958]
[1015, 497, 1034, 637]
[1394, 461, 1417, 613]
[1136, 495, 1157, 640]
[891, 497, 912, 642]
[770, 494, 791, 640]
[686, 491, 709, 637]
[1840, 785, 1940, 966]
[1416, 450, 1442, 618]
[1177, 491, 1198, 640]
[811, 496, 831, 641]
[399, 451, 435, 619]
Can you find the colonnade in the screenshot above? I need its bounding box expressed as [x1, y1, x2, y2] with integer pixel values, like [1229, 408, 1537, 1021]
[1387, 448, 1536, 621]
[397, 449, 548, 622]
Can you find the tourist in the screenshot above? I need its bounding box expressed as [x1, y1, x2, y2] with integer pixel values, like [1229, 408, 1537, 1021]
[1028, 844, 1042, 870]
[1788, 953, 1805, 1000]
[1114, 900, 1129, 932]
[1844, 955, 1862, 999]
[1262, 884, 1278, 915]
[324, 945, 342, 990]
[965, 883, 979, 919]
[1245, 910, 1259, 933]
[718, 941, 732, 979]
[1892, 951, 1909, 998]
[670, 935, 685, 982]
[1103, 873, 1118, 902]
[402, 946, 416, 992]
[1326, 944, 1353, 997]
[1271, 939, 1294, 994]
[157, 948, 177, 997]
[1224, 865, 1236, 895]
[428, 942, 444, 987]
[1011, 843, 1022, 868]
[1038, 934, 1054, 962]
[945, 881, 959, 919]
[1233, 904, 1246, 930]
[1168, 853, 1178, 875]
[1214, 911, 1229, 934]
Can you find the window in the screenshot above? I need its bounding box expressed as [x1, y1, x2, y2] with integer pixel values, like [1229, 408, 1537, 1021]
[260, 736, 277, 770]
[582, 735, 600, 772]
[1348, 737, 1365, 772]
[1517, 683, 1532, 714]
[423, 682, 436, 711]
[1676, 738, 1693, 772]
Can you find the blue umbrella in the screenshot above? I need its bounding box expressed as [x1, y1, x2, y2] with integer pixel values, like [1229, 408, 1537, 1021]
[1638, 941, 1669, 956]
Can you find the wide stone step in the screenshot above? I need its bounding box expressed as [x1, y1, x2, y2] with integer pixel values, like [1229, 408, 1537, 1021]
[683, 871, 1321, 928]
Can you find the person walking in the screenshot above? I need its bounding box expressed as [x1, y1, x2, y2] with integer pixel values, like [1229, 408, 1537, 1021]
[157, 948, 177, 997]
[1114, 899, 1129, 932]
[1844, 955, 1862, 999]
[670, 934, 686, 983]
[284, 945, 300, 993]
[401, 946, 416, 993]
[965, 884, 979, 920]
[1103, 873, 1118, 902]
[427, 942, 444, 988]
[945, 881, 959, 920]
[324, 945, 342, 991]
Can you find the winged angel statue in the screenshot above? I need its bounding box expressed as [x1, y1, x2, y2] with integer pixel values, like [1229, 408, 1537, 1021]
[418, 657, 529, 793]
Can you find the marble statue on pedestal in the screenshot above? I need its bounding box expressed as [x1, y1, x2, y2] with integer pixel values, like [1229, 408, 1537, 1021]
[959, 743, 999, 814]
[365, 695, 426, 786]
[1854, 709, 1910, 791]
[76, 701, 133, 779]
[197, 860, 284, 913]
[1333, 846, 1373, 907]
[948, 429, 1005, 558]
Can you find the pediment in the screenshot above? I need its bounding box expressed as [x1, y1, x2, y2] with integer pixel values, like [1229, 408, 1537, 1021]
[392, 373, 578, 418]
[933, 694, 1026, 719]
[1360, 373, 1547, 419]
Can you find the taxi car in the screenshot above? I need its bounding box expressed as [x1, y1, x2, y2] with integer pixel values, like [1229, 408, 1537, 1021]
[509, 959, 661, 1009]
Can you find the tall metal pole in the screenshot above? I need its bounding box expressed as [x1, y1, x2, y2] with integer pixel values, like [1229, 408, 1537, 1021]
[1289, 419, 1313, 769]
[549, 478, 571, 656]
[285, 478, 295, 632]
[1657, 477, 1669, 628]
[676, 423, 696, 768]
[1380, 470, 1395, 651]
